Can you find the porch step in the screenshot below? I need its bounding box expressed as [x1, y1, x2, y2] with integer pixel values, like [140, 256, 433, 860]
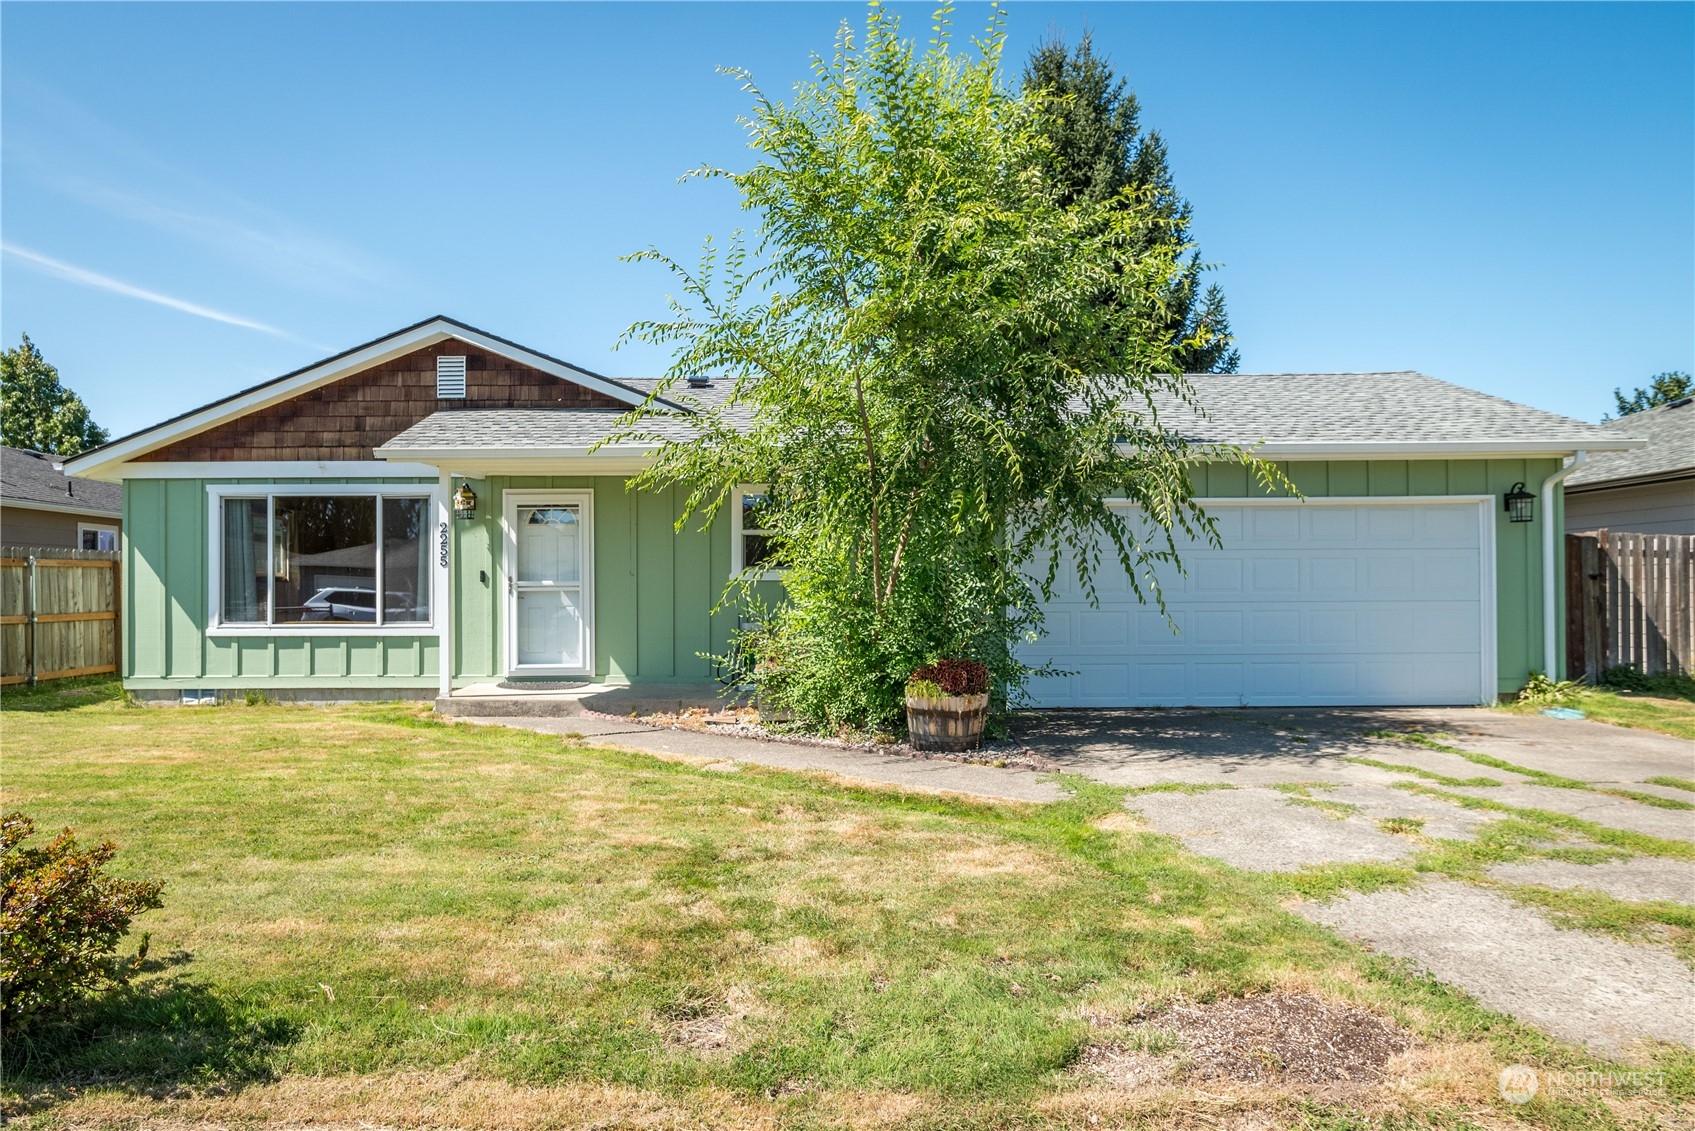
[434, 681, 738, 719]
[434, 694, 588, 718]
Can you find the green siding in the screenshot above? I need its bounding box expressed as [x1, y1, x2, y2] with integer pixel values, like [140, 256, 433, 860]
[125, 457, 1561, 698]
[122, 477, 441, 689]
[1191, 458, 1559, 694]
[448, 476, 734, 687]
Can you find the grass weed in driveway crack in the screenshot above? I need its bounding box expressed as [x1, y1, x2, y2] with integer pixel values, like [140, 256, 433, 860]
[1487, 856, 1695, 905]
[1125, 785, 1420, 871]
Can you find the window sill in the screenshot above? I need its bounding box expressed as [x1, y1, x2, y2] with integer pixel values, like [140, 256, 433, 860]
[207, 624, 440, 638]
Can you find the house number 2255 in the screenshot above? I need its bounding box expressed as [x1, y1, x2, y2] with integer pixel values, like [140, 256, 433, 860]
[438, 522, 450, 568]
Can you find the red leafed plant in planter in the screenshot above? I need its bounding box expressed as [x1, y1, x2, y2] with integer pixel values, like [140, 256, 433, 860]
[904, 659, 991, 752]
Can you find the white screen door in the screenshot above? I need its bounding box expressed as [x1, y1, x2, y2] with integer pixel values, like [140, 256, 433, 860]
[508, 496, 592, 674]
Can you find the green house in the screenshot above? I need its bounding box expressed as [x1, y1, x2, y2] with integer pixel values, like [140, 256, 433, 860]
[62, 317, 1638, 709]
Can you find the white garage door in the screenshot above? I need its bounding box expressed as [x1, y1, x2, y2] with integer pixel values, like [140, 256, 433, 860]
[1021, 500, 1493, 708]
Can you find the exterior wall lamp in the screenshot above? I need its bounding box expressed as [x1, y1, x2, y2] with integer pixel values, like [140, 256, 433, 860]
[1503, 482, 1535, 523]
[453, 483, 479, 521]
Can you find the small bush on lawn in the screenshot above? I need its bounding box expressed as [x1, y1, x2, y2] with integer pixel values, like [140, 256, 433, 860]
[1, 811, 164, 1032]
[1517, 671, 1582, 706]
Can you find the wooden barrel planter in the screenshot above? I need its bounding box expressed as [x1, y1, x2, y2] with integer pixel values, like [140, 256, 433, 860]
[905, 692, 990, 752]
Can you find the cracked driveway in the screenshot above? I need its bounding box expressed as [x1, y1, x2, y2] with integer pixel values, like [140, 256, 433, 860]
[1015, 705, 1695, 1056]
[1012, 705, 1695, 792]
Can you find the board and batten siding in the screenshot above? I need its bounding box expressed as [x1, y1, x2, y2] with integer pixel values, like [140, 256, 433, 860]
[123, 477, 441, 689]
[449, 476, 737, 687]
[123, 458, 1562, 697]
[1189, 458, 1562, 694]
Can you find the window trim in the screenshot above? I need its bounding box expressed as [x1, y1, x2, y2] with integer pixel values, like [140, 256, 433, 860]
[729, 485, 785, 581]
[205, 483, 443, 637]
[76, 522, 120, 552]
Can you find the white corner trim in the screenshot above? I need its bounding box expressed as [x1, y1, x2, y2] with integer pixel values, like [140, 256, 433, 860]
[437, 470, 453, 698]
[61, 317, 658, 479]
[1540, 451, 1586, 680]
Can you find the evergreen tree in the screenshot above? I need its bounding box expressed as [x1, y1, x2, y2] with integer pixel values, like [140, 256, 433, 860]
[1612, 370, 1692, 417]
[0, 335, 109, 455]
[1023, 32, 1239, 373]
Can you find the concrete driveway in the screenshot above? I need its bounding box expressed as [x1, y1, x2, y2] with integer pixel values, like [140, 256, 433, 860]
[1011, 705, 1693, 791]
[1017, 705, 1695, 1056]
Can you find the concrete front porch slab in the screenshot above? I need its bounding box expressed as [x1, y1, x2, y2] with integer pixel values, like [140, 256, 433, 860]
[436, 681, 737, 718]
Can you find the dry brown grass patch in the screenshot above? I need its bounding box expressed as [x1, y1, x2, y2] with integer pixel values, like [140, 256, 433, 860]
[1150, 991, 1416, 1086]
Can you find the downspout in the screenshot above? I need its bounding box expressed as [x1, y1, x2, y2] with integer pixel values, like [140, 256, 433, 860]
[438, 470, 453, 702]
[1540, 450, 1586, 681]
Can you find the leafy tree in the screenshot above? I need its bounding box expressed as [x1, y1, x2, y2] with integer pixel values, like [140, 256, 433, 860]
[0, 334, 109, 455]
[616, 6, 1273, 732]
[1612, 370, 1692, 417]
[1022, 31, 1239, 374]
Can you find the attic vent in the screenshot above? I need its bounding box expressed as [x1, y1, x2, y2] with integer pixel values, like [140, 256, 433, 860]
[686, 375, 713, 389]
[436, 355, 467, 399]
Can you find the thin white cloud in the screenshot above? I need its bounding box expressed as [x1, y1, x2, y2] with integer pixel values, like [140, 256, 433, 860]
[4, 79, 398, 297]
[2, 243, 288, 337]
[51, 176, 392, 293]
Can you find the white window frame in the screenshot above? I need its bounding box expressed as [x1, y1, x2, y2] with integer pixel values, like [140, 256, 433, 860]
[730, 485, 785, 581]
[206, 482, 443, 637]
[76, 522, 120, 552]
[502, 489, 596, 679]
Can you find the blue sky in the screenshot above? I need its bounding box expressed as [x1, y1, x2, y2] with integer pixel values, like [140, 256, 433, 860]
[2, 2, 1690, 438]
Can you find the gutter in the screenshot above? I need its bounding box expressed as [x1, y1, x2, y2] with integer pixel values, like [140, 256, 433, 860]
[1540, 451, 1587, 682]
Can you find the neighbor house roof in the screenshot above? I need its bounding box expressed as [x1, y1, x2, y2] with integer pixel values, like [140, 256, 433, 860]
[1563, 397, 1695, 491]
[377, 371, 1639, 463]
[1, 446, 123, 517]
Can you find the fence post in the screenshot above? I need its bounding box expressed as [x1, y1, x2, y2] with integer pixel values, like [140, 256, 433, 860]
[25, 555, 38, 687]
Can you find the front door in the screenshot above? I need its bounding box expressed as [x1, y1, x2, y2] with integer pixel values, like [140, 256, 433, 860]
[505, 491, 594, 677]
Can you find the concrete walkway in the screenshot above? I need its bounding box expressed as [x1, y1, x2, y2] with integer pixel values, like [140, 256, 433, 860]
[457, 715, 1066, 803]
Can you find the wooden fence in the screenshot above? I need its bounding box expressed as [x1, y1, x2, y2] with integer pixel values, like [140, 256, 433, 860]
[1565, 530, 1694, 681]
[0, 547, 121, 687]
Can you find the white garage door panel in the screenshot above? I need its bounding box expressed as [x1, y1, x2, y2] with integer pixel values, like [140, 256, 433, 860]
[1022, 502, 1490, 707]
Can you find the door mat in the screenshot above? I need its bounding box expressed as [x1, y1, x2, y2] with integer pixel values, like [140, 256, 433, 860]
[496, 680, 590, 691]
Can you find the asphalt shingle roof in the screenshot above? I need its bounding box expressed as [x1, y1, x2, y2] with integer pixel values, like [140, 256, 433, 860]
[1, 446, 122, 513]
[1563, 398, 1695, 488]
[380, 371, 1627, 455]
[1147, 372, 1623, 447]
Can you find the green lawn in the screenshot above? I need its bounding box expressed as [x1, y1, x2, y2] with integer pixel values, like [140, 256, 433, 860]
[1499, 684, 1695, 742]
[2, 682, 1688, 1129]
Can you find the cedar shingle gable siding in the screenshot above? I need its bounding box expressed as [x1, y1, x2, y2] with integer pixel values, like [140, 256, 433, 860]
[136, 339, 627, 462]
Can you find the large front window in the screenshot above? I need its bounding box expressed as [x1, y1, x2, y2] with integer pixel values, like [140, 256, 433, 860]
[217, 492, 432, 628]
